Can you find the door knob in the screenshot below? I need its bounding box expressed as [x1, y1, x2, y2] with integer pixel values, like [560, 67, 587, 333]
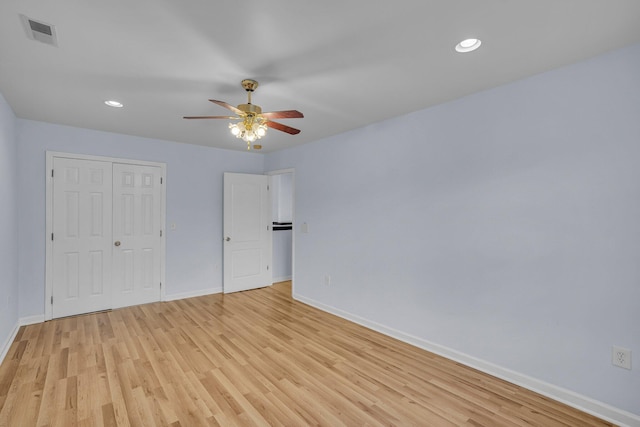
[225, 237, 231, 242]
[114, 241, 121, 247]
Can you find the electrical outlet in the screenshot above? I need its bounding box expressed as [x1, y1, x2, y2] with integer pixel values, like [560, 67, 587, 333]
[324, 274, 331, 286]
[612, 346, 632, 370]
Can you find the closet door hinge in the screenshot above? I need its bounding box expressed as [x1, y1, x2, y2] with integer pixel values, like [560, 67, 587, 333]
[51, 296, 53, 304]
[160, 177, 163, 184]
[51, 169, 54, 178]
[51, 233, 54, 241]
[160, 230, 163, 237]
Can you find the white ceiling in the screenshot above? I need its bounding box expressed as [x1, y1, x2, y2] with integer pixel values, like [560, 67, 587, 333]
[1, 1, 640, 153]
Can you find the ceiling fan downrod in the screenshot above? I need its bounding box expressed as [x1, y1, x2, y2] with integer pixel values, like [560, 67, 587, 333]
[241, 79, 258, 105]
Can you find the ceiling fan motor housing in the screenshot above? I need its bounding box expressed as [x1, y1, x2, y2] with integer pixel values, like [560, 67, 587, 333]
[241, 79, 259, 92]
[238, 103, 262, 115]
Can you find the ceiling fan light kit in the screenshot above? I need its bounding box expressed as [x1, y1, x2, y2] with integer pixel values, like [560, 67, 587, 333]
[184, 79, 304, 151]
[228, 117, 268, 144]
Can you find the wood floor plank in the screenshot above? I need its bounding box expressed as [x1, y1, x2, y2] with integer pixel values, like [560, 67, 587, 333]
[0, 281, 617, 426]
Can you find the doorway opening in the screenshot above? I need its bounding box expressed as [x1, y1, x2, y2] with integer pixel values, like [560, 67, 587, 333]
[268, 169, 294, 295]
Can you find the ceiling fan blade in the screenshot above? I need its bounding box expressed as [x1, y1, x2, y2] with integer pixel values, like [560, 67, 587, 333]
[266, 120, 301, 135]
[209, 99, 243, 115]
[261, 110, 304, 119]
[183, 115, 238, 119]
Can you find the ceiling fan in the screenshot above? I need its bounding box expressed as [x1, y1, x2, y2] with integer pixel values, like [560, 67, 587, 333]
[184, 79, 303, 150]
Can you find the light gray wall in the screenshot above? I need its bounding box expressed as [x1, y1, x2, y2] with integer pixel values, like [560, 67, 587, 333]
[17, 120, 263, 318]
[265, 43, 640, 415]
[0, 94, 19, 349]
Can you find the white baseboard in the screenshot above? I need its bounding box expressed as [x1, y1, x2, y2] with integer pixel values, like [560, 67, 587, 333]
[1, 315, 47, 365]
[294, 293, 640, 427]
[0, 321, 20, 365]
[164, 286, 221, 302]
[273, 276, 292, 283]
[20, 314, 45, 326]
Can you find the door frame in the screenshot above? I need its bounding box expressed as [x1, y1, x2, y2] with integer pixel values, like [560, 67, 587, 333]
[45, 151, 167, 321]
[267, 168, 295, 294]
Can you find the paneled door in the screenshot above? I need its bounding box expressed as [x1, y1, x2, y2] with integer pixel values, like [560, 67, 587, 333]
[112, 163, 162, 308]
[223, 173, 272, 293]
[50, 156, 164, 318]
[52, 157, 113, 318]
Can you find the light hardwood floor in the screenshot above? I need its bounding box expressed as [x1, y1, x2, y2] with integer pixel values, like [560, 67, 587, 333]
[0, 281, 613, 426]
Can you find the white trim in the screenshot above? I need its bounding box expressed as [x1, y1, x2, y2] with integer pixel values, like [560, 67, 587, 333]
[164, 287, 222, 302]
[0, 322, 20, 365]
[45, 151, 167, 320]
[266, 168, 296, 175]
[273, 276, 292, 283]
[294, 293, 640, 427]
[45, 153, 53, 320]
[0, 314, 46, 366]
[20, 314, 46, 326]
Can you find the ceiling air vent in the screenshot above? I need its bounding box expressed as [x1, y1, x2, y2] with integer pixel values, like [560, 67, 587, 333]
[20, 14, 58, 47]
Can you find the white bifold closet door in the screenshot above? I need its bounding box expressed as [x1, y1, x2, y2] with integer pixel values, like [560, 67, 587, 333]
[51, 157, 162, 318]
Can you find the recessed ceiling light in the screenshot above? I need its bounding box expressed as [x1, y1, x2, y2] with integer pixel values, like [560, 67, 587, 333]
[104, 100, 123, 108]
[455, 38, 482, 53]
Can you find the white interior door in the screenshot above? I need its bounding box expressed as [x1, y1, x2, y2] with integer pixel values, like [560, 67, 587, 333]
[112, 163, 163, 308]
[223, 172, 272, 293]
[52, 158, 113, 318]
